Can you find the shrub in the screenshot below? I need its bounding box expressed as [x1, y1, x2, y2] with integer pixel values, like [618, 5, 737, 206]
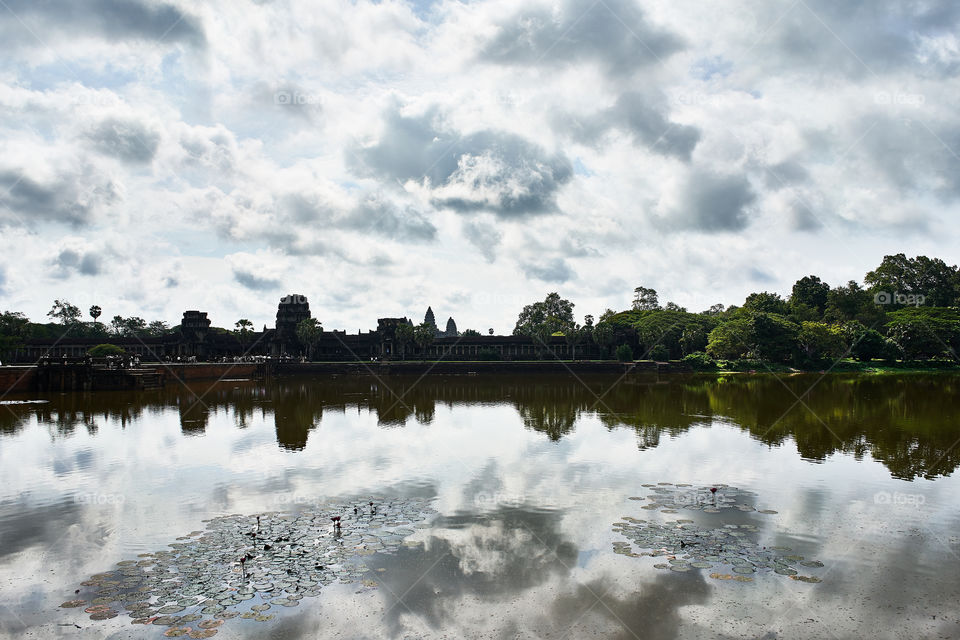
[681, 352, 718, 371]
[88, 344, 126, 357]
[615, 344, 634, 362]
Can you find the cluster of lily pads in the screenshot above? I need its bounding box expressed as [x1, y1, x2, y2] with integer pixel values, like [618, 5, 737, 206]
[629, 482, 778, 514]
[60, 498, 435, 636]
[613, 483, 824, 583]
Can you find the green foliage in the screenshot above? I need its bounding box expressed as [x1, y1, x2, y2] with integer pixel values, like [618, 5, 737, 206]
[681, 352, 718, 371]
[235, 319, 253, 343]
[885, 307, 960, 360]
[839, 321, 889, 362]
[743, 291, 789, 315]
[394, 322, 415, 359]
[706, 312, 799, 363]
[513, 293, 575, 349]
[823, 280, 885, 325]
[632, 286, 660, 311]
[615, 343, 634, 362]
[48, 299, 82, 327]
[461, 329, 482, 337]
[413, 322, 435, 356]
[89, 305, 102, 321]
[796, 321, 844, 366]
[706, 317, 753, 360]
[865, 253, 960, 308]
[630, 310, 716, 360]
[791, 275, 829, 315]
[295, 318, 324, 359]
[88, 344, 126, 357]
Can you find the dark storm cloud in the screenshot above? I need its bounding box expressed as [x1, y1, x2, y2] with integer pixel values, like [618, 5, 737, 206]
[281, 192, 437, 242]
[51, 248, 102, 278]
[233, 267, 281, 291]
[86, 118, 161, 164]
[0, 0, 206, 49]
[0, 168, 117, 228]
[855, 116, 960, 201]
[790, 202, 823, 232]
[752, 0, 960, 77]
[555, 91, 700, 160]
[479, 0, 684, 76]
[664, 170, 756, 233]
[461, 219, 502, 262]
[347, 195, 437, 242]
[764, 160, 810, 190]
[356, 107, 572, 217]
[521, 258, 575, 283]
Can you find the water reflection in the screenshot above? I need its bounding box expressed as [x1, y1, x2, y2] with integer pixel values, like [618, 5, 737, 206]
[1, 373, 959, 478]
[371, 506, 577, 634]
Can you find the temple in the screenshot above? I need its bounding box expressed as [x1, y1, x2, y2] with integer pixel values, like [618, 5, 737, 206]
[10, 294, 605, 362]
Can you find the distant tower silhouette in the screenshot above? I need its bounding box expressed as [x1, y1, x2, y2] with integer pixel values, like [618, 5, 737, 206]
[424, 307, 438, 334]
[445, 317, 457, 337]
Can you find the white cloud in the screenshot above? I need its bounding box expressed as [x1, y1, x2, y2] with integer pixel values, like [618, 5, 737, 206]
[0, 0, 958, 331]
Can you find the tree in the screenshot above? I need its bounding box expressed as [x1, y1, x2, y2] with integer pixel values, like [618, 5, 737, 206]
[413, 322, 435, 359]
[0, 311, 30, 361]
[824, 281, 885, 325]
[865, 254, 960, 308]
[514, 293, 575, 342]
[88, 344, 126, 357]
[796, 321, 843, 366]
[885, 307, 960, 361]
[48, 299, 81, 327]
[148, 320, 170, 336]
[791, 275, 830, 315]
[743, 291, 789, 315]
[461, 329, 482, 337]
[562, 322, 584, 360]
[599, 309, 617, 323]
[706, 318, 753, 360]
[89, 305, 102, 323]
[296, 318, 324, 360]
[488, 328, 494, 335]
[235, 319, 254, 344]
[632, 286, 660, 311]
[702, 303, 726, 316]
[664, 301, 687, 312]
[123, 317, 147, 336]
[584, 315, 594, 328]
[839, 321, 889, 362]
[592, 323, 615, 359]
[615, 344, 634, 362]
[395, 322, 415, 359]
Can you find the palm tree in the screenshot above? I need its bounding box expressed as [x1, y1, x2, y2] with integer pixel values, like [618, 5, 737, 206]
[235, 318, 254, 345]
[295, 318, 323, 360]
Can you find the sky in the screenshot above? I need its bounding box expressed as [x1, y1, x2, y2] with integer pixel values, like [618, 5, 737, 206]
[0, 0, 958, 332]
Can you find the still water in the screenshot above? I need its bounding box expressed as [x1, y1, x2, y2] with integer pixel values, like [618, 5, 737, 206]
[1, 373, 959, 639]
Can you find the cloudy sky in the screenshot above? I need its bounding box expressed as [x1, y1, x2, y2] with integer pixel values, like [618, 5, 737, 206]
[1, 0, 958, 332]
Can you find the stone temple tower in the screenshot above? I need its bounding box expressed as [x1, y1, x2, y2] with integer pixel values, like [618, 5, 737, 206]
[274, 294, 311, 354]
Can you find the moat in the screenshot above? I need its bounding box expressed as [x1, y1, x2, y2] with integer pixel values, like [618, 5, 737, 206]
[1, 373, 959, 639]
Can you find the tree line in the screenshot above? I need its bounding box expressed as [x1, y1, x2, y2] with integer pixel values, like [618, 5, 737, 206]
[512, 254, 960, 367]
